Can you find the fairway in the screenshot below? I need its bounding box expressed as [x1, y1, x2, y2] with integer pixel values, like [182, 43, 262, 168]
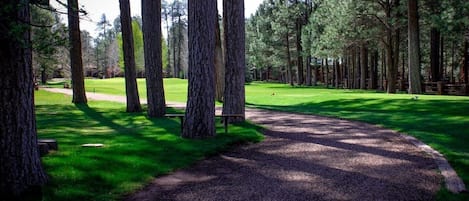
[79, 78, 469, 200]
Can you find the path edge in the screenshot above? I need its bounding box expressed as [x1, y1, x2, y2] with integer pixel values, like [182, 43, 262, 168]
[399, 134, 466, 193]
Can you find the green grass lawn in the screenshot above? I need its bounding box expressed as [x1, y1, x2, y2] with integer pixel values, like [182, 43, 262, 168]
[35, 90, 263, 201]
[61, 78, 469, 200]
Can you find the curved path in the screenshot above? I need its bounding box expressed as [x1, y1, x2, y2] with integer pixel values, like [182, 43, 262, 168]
[43, 88, 458, 200]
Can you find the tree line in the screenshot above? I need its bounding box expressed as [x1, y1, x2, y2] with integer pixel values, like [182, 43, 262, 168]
[247, 0, 469, 94]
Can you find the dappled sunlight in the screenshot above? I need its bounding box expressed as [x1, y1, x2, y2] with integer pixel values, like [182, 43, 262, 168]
[34, 90, 263, 201]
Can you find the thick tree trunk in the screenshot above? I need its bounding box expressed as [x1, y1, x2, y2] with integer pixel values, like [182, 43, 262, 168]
[215, 12, 225, 102]
[408, 0, 422, 94]
[430, 28, 440, 82]
[68, 0, 87, 103]
[119, 0, 142, 112]
[142, 0, 165, 117]
[360, 44, 368, 89]
[223, 0, 245, 122]
[183, 0, 217, 138]
[0, 1, 47, 200]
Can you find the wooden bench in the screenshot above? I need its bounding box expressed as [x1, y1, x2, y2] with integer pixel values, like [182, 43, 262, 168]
[165, 113, 245, 135]
[217, 114, 245, 134]
[38, 139, 58, 157]
[164, 114, 185, 134]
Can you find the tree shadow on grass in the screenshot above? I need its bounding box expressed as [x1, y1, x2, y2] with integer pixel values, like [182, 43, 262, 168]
[246, 97, 469, 197]
[35, 103, 262, 201]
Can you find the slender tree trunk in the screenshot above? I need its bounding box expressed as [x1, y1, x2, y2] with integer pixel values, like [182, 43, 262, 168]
[176, 14, 183, 78]
[183, 0, 217, 138]
[312, 58, 318, 86]
[325, 58, 329, 87]
[430, 28, 440, 82]
[306, 56, 312, 86]
[370, 50, 378, 89]
[296, 22, 304, 85]
[286, 31, 294, 86]
[463, 40, 469, 84]
[215, 12, 225, 102]
[334, 59, 339, 88]
[440, 36, 445, 80]
[142, 0, 165, 117]
[380, 50, 383, 90]
[119, 0, 142, 112]
[0, 2, 47, 200]
[360, 43, 368, 89]
[350, 47, 354, 89]
[68, 0, 87, 103]
[408, 0, 422, 94]
[222, 0, 245, 122]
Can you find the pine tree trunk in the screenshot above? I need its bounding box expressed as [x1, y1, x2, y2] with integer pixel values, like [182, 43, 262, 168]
[312, 58, 318, 86]
[360, 44, 368, 89]
[119, 0, 142, 112]
[296, 22, 304, 85]
[0, 2, 47, 199]
[305, 56, 312, 86]
[408, 0, 422, 94]
[142, 0, 165, 117]
[370, 50, 378, 89]
[430, 28, 440, 82]
[183, 0, 217, 138]
[68, 0, 87, 103]
[223, 0, 245, 122]
[325, 58, 329, 87]
[215, 12, 225, 102]
[286, 31, 294, 86]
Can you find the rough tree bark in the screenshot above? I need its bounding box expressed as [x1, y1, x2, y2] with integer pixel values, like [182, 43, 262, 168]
[408, 0, 422, 94]
[215, 10, 225, 102]
[119, 0, 142, 112]
[183, 0, 217, 138]
[0, 1, 47, 200]
[68, 0, 87, 103]
[223, 0, 245, 122]
[142, 0, 165, 117]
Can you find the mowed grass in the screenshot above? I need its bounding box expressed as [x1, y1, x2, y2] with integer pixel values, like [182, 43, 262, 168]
[77, 78, 468, 200]
[245, 82, 469, 200]
[35, 90, 263, 201]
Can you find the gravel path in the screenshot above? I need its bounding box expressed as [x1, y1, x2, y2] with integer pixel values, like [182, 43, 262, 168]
[43, 88, 443, 200]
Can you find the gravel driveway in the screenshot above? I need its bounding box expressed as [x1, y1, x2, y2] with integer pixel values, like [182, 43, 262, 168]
[125, 108, 441, 201]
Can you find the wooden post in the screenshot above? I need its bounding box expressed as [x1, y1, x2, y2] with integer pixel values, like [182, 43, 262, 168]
[437, 81, 444, 95]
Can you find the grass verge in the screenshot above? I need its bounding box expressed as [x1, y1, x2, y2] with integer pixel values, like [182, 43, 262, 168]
[35, 90, 263, 201]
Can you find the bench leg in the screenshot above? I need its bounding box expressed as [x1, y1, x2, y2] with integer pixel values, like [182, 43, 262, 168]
[224, 116, 228, 134]
[179, 116, 184, 135]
